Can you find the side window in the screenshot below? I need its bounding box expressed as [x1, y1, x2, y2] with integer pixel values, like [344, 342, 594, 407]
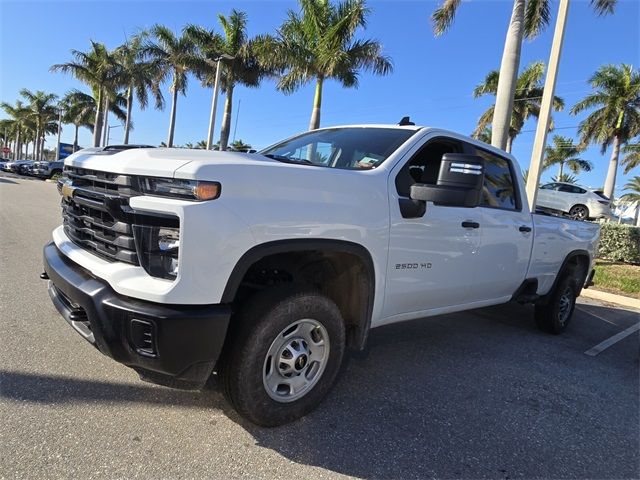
[395, 138, 463, 197]
[540, 183, 559, 190]
[472, 148, 518, 210]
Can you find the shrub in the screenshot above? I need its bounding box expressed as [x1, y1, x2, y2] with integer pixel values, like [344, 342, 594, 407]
[596, 223, 640, 264]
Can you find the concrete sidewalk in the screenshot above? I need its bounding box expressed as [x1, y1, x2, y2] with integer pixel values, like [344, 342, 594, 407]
[582, 287, 640, 310]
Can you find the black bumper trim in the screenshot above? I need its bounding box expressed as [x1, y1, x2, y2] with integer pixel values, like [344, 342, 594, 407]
[43, 242, 231, 389]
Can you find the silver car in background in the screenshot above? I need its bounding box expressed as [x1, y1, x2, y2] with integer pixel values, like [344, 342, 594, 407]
[536, 182, 610, 220]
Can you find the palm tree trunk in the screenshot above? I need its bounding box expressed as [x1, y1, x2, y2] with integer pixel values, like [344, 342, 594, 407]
[34, 127, 40, 161]
[123, 85, 133, 145]
[219, 86, 234, 151]
[102, 99, 110, 146]
[559, 162, 564, 178]
[603, 134, 621, 201]
[73, 124, 79, 152]
[635, 204, 640, 227]
[491, 0, 525, 151]
[14, 126, 20, 160]
[167, 80, 179, 148]
[506, 135, 514, 153]
[309, 78, 323, 131]
[93, 88, 104, 147]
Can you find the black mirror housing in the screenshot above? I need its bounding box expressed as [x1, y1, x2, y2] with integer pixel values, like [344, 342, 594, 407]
[410, 153, 485, 208]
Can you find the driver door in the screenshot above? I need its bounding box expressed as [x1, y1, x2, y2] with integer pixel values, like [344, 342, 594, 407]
[382, 135, 483, 321]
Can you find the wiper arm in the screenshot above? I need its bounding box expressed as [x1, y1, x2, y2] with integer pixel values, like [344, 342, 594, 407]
[263, 154, 314, 165]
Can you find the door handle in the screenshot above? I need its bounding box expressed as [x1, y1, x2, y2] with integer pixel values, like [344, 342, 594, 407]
[519, 225, 532, 232]
[461, 221, 480, 229]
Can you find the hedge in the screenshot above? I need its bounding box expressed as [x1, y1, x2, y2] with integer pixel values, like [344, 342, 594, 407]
[596, 223, 640, 264]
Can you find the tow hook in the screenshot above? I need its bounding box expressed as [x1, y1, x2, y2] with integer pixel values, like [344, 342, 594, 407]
[40, 272, 49, 280]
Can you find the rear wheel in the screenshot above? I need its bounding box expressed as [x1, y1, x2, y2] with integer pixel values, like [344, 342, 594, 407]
[569, 204, 589, 220]
[535, 275, 577, 334]
[220, 287, 345, 426]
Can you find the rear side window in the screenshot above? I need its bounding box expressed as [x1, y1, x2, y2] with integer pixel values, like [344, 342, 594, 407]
[472, 148, 518, 210]
[559, 184, 586, 194]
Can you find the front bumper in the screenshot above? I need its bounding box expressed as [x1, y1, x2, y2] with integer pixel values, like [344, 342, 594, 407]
[43, 241, 231, 389]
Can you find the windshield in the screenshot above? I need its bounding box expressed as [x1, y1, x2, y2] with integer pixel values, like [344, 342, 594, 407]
[260, 127, 418, 170]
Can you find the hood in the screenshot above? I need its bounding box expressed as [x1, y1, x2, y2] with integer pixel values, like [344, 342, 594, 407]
[64, 147, 278, 178]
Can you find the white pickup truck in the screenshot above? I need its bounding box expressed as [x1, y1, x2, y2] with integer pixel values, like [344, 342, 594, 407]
[43, 124, 599, 426]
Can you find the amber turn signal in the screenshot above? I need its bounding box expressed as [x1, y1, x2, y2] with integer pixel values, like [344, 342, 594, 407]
[194, 182, 221, 201]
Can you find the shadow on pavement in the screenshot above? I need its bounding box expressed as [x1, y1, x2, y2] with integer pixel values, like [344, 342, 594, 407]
[1, 302, 637, 478]
[0, 177, 18, 184]
[0, 370, 225, 409]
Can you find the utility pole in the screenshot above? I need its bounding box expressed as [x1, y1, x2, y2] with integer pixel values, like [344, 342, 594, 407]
[206, 54, 235, 150]
[525, 0, 570, 210]
[55, 107, 63, 161]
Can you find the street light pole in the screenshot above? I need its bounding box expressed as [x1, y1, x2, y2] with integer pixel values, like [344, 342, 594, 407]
[55, 107, 63, 161]
[525, 0, 570, 210]
[206, 54, 235, 150]
[107, 124, 123, 146]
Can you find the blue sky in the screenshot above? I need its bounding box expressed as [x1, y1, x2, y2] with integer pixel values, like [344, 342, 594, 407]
[1, 0, 638, 192]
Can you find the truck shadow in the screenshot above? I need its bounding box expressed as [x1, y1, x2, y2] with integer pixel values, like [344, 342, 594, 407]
[1, 302, 637, 478]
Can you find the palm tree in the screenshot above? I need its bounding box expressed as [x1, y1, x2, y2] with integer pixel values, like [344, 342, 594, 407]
[551, 173, 578, 184]
[571, 64, 640, 200]
[472, 61, 564, 152]
[621, 142, 639, 174]
[1, 100, 30, 160]
[51, 41, 121, 147]
[143, 25, 199, 147]
[618, 176, 640, 226]
[115, 36, 164, 145]
[188, 11, 269, 150]
[61, 90, 96, 152]
[195, 139, 207, 149]
[19, 89, 59, 160]
[261, 0, 392, 131]
[542, 135, 592, 178]
[432, 0, 617, 151]
[230, 139, 252, 152]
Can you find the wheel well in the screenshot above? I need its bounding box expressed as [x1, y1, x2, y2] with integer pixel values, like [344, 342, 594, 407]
[228, 248, 374, 350]
[564, 254, 590, 287]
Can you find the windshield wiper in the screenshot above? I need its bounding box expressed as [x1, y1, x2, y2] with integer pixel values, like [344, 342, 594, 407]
[262, 154, 314, 165]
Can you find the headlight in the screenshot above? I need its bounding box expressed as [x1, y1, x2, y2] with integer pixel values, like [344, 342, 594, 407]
[134, 225, 180, 280]
[141, 177, 220, 201]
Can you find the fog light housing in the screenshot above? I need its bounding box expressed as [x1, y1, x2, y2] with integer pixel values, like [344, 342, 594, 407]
[134, 225, 180, 280]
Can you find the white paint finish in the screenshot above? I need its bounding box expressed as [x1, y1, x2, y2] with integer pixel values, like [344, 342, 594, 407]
[528, 213, 600, 295]
[54, 126, 600, 330]
[477, 206, 533, 299]
[584, 322, 640, 356]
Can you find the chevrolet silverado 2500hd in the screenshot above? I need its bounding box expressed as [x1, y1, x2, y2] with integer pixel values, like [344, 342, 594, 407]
[43, 125, 600, 426]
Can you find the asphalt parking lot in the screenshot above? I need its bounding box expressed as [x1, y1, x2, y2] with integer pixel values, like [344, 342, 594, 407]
[1, 172, 638, 479]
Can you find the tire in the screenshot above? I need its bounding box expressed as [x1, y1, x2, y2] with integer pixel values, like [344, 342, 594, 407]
[219, 287, 346, 426]
[569, 204, 589, 221]
[534, 275, 577, 334]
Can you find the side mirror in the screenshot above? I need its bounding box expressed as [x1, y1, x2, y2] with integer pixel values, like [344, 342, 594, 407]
[410, 153, 485, 208]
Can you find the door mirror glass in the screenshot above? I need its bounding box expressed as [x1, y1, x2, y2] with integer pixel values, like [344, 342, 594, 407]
[409, 153, 485, 207]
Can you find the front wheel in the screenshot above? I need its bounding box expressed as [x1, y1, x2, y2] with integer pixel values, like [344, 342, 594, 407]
[220, 288, 345, 426]
[534, 275, 577, 334]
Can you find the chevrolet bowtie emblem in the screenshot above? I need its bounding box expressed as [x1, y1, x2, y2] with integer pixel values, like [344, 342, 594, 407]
[61, 183, 76, 200]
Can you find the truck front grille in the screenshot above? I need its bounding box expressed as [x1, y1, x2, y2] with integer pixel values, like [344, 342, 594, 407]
[61, 167, 141, 265]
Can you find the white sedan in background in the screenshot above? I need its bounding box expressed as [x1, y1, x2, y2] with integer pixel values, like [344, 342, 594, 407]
[536, 182, 611, 220]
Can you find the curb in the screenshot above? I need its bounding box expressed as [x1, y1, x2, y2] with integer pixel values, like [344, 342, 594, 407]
[581, 288, 640, 310]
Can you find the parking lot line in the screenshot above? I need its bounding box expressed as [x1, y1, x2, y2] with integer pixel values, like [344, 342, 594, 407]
[576, 306, 619, 325]
[584, 322, 640, 356]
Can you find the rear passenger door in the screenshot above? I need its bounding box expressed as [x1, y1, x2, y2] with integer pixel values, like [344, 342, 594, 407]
[466, 145, 534, 300]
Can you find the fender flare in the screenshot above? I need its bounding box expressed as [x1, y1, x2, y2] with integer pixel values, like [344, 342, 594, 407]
[541, 249, 591, 302]
[221, 239, 376, 349]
